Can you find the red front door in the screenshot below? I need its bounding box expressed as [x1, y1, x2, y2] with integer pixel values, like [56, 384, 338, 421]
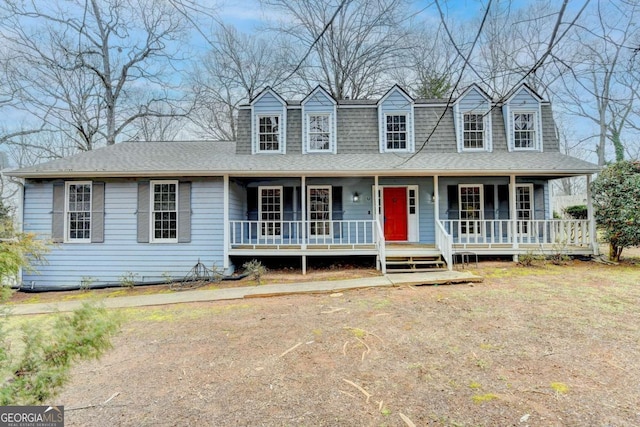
[383, 187, 408, 241]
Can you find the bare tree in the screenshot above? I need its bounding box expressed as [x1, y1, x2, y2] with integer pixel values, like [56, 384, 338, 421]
[390, 25, 457, 99]
[190, 24, 290, 140]
[262, 0, 412, 99]
[0, 0, 191, 151]
[554, 1, 640, 166]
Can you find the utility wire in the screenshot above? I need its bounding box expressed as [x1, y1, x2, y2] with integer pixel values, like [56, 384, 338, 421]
[272, 0, 349, 89]
[399, 0, 493, 165]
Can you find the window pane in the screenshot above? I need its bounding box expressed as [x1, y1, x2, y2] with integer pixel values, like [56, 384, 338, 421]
[385, 114, 407, 150]
[259, 116, 280, 151]
[152, 182, 178, 240]
[67, 183, 91, 240]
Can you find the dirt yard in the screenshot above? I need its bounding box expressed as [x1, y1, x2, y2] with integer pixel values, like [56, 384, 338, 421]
[16, 255, 640, 426]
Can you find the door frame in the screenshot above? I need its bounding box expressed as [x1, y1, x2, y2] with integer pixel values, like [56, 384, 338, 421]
[374, 185, 420, 242]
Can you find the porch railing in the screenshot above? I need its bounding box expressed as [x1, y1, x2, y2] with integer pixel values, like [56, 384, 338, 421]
[435, 220, 453, 270]
[440, 219, 591, 247]
[229, 220, 378, 248]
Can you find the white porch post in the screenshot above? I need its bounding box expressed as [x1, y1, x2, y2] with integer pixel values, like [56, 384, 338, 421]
[433, 175, 439, 223]
[223, 175, 230, 272]
[510, 174, 519, 261]
[374, 175, 380, 223]
[301, 176, 307, 274]
[586, 174, 599, 255]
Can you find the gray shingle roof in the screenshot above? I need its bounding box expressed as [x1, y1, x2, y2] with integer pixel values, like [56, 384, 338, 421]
[5, 140, 599, 178]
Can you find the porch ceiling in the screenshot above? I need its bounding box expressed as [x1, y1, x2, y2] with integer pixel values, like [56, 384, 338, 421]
[7, 140, 599, 179]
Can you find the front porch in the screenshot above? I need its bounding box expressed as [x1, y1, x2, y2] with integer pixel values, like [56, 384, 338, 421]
[228, 218, 595, 273]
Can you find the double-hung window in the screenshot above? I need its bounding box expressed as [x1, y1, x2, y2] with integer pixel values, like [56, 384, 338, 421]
[259, 186, 282, 237]
[463, 113, 485, 150]
[308, 114, 331, 152]
[257, 115, 280, 152]
[151, 180, 178, 242]
[513, 112, 536, 149]
[459, 184, 483, 236]
[308, 186, 332, 237]
[385, 114, 407, 150]
[65, 182, 92, 242]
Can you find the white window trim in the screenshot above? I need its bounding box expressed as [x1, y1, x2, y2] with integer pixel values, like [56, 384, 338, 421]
[515, 184, 535, 236]
[255, 114, 282, 154]
[461, 111, 490, 152]
[150, 179, 179, 243]
[383, 112, 410, 152]
[64, 181, 92, 243]
[307, 185, 332, 237]
[258, 185, 283, 237]
[306, 113, 332, 153]
[511, 110, 539, 151]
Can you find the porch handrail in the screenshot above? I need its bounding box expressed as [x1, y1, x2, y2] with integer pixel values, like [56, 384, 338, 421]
[229, 220, 377, 247]
[441, 219, 591, 247]
[374, 219, 386, 274]
[435, 220, 453, 270]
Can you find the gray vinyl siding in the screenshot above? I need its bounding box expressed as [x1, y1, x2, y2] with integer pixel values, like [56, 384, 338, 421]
[236, 108, 251, 154]
[491, 108, 508, 151]
[414, 106, 456, 152]
[541, 104, 560, 152]
[21, 178, 224, 290]
[336, 108, 379, 153]
[286, 109, 302, 154]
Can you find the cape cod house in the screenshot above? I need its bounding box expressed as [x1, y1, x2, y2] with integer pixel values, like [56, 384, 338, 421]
[7, 84, 600, 290]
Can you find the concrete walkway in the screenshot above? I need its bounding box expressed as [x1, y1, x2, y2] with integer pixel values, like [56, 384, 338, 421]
[6, 270, 482, 316]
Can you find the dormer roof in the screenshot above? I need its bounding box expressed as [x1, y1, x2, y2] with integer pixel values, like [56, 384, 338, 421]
[377, 84, 414, 105]
[301, 85, 336, 106]
[250, 86, 287, 106]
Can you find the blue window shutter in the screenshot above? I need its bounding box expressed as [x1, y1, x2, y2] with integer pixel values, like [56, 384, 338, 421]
[52, 182, 65, 243]
[91, 182, 105, 243]
[137, 182, 150, 243]
[178, 181, 191, 243]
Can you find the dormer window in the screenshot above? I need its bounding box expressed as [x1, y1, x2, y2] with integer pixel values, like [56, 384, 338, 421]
[308, 114, 331, 151]
[503, 84, 543, 152]
[453, 84, 492, 153]
[513, 112, 536, 149]
[258, 115, 280, 152]
[385, 114, 408, 150]
[378, 85, 414, 153]
[463, 113, 485, 150]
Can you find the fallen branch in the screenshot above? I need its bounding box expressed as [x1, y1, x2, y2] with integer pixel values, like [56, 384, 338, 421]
[342, 341, 349, 356]
[399, 412, 416, 427]
[343, 326, 384, 343]
[321, 307, 346, 314]
[67, 391, 120, 411]
[339, 389, 356, 399]
[280, 342, 303, 358]
[355, 336, 371, 361]
[342, 379, 371, 403]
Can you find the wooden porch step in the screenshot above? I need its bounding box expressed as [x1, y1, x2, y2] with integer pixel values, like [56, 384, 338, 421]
[385, 255, 446, 273]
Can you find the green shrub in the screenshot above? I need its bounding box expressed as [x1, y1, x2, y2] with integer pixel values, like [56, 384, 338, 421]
[563, 205, 588, 219]
[0, 303, 120, 405]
